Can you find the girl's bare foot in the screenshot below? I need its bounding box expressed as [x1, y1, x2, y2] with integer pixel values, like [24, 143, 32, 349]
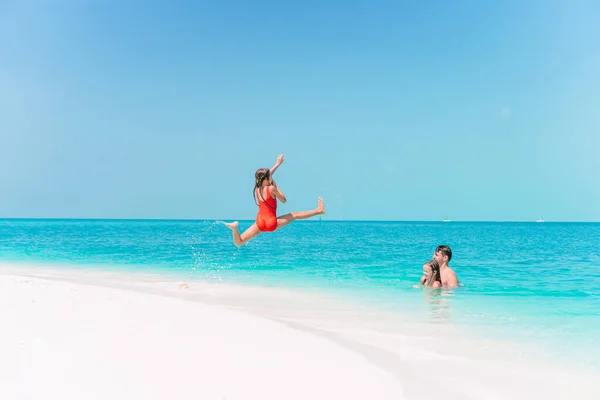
[317, 197, 325, 214]
[224, 221, 239, 230]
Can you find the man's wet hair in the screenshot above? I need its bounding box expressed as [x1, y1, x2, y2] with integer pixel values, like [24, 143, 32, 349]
[436, 245, 452, 262]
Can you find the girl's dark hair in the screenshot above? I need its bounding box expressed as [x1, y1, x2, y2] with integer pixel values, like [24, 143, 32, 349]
[424, 260, 441, 285]
[253, 168, 272, 206]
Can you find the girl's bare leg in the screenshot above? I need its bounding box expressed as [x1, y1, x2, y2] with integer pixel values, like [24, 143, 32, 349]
[240, 224, 261, 244]
[224, 222, 261, 247]
[276, 197, 325, 229]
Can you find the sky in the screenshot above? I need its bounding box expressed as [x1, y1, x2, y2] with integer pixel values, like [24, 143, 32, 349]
[1, 0, 599, 221]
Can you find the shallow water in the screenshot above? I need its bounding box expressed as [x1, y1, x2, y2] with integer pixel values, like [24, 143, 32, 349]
[1, 218, 599, 370]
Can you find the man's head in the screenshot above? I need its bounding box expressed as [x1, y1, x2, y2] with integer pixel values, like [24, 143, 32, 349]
[433, 245, 452, 266]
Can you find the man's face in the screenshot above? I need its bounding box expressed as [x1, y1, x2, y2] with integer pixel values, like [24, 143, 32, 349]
[433, 250, 445, 265]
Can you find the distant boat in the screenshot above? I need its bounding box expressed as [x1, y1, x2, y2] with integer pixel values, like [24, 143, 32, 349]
[536, 217, 544, 223]
[443, 218, 451, 222]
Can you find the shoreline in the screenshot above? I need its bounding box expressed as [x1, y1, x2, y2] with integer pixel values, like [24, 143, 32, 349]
[1, 268, 406, 400]
[4, 260, 597, 371]
[2, 263, 599, 399]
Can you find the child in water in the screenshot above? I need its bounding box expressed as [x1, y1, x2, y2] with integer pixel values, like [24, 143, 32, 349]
[224, 154, 325, 246]
[419, 260, 442, 288]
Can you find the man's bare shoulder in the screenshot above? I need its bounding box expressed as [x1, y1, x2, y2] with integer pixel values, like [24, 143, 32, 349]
[442, 267, 459, 287]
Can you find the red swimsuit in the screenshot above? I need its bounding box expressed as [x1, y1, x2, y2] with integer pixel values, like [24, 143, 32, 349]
[256, 186, 278, 232]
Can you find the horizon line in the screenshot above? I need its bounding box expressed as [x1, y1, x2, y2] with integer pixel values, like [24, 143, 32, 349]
[0, 217, 598, 223]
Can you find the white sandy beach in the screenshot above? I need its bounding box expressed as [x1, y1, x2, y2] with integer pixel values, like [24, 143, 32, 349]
[0, 272, 406, 400]
[2, 264, 599, 400]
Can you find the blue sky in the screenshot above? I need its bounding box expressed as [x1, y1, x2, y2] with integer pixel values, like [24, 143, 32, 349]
[1, 1, 598, 221]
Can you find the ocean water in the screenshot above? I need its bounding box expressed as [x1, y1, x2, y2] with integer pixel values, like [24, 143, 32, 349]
[1, 218, 599, 371]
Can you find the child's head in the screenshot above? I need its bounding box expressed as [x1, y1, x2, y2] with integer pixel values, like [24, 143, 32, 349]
[254, 168, 272, 188]
[253, 168, 273, 205]
[423, 260, 441, 284]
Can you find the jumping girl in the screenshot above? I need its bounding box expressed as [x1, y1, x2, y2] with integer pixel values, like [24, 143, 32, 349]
[224, 154, 325, 246]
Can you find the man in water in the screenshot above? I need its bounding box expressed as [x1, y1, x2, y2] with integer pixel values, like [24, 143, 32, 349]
[432, 245, 458, 288]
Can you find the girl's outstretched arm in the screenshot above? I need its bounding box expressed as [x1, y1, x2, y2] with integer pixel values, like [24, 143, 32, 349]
[270, 154, 284, 176]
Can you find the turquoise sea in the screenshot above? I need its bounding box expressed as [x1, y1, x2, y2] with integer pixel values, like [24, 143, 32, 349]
[1, 219, 599, 371]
